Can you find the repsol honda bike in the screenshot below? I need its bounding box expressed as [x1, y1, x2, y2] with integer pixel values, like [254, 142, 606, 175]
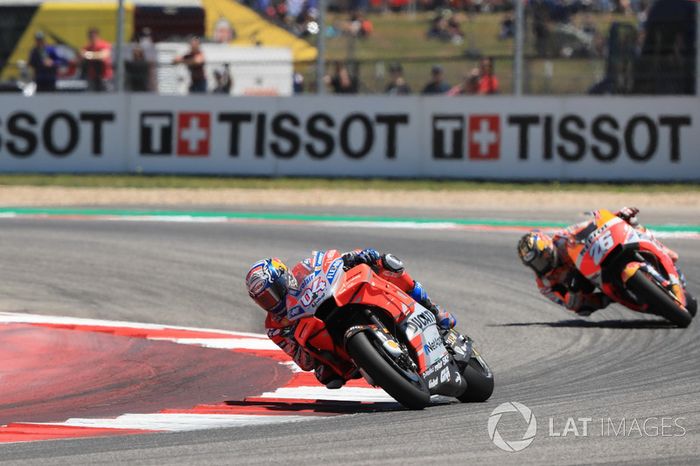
[566, 209, 696, 327]
[287, 250, 494, 409]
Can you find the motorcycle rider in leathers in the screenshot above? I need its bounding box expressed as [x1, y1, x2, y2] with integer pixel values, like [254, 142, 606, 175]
[518, 207, 697, 316]
[246, 249, 456, 389]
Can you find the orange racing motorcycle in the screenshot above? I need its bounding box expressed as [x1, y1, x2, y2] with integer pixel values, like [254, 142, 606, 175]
[287, 250, 494, 409]
[566, 210, 695, 327]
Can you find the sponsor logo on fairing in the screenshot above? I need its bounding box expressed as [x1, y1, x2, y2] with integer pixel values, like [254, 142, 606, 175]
[422, 355, 449, 378]
[325, 258, 343, 284]
[287, 306, 305, 318]
[423, 336, 442, 354]
[406, 310, 436, 333]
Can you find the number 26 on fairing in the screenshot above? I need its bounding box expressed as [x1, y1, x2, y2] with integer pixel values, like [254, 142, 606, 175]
[590, 231, 614, 265]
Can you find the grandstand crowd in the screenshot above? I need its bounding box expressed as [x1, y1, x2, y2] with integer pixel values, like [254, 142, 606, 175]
[17, 0, 697, 95]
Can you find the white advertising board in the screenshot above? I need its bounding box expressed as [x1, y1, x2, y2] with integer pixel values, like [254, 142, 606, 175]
[1, 94, 697, 180]
[0, 95, 127, 172]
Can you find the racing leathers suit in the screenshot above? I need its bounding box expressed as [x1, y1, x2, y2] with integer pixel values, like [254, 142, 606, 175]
[264, 249, 457, 386]
[535, 209, 681, 316]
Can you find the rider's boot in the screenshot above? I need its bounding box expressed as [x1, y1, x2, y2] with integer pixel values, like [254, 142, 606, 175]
[410, 281, 457, 329]
[315, 364, 345, 390]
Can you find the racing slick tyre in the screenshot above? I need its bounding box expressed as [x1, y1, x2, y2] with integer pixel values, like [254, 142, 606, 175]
[627, 270, 693, 328]
[686, 291, 697, 317]
[346, 331, 431, 410]
[457, 356, 494, 403]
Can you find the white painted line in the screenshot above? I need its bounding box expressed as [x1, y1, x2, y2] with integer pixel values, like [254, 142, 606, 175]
[0, 312, 267, 339]
[38, 413, 315, 432]
[315, 221, 458, 230]
[258, 386, 396, 403]
[651, 231, 700, 240]
[111, 216, 231, 224]
[281, 361, 304, 372]
[149, 337, 281, 350]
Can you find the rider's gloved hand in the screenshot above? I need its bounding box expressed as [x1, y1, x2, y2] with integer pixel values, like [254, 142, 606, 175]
[617, 207, 640, 226]
[357, 248, 380, 265]
[342, 249, 381, 270]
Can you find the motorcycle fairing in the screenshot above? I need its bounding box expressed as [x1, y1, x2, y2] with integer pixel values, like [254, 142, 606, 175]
[292, 250, 466, 396]
[567, 210, 686, 310]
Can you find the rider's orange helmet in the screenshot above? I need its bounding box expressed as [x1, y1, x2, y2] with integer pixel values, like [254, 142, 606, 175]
[518, 232, 557, 275]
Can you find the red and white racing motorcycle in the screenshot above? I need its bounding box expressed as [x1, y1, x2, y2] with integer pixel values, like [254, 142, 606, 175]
[286, 250, 494, 409]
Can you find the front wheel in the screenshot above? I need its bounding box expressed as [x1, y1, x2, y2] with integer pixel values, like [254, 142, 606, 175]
[626, 270, 692, 328]
[457, 355, 494, 403]
[346, 331, 430, 409]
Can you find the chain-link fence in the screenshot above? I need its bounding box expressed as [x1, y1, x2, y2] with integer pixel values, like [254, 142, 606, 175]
[0, 0, 696, 96]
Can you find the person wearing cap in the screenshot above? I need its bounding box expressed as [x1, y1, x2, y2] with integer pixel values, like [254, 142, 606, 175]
[28, 31, 62, 92]
[80, 27, 113, 91]
[421, 64, 450, 94]
[385, 62, 411, 95]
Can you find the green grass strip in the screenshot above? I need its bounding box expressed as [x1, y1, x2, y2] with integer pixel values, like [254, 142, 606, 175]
[1, 207, 698, 234]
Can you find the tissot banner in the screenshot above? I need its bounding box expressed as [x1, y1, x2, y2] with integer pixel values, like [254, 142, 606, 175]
[1, 95, 697, 180]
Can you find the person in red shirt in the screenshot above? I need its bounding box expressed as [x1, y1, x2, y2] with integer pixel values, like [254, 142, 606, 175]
[477, 57, 499, 95]
[81, 27, 113, 91]
[447, 68, 480, 96]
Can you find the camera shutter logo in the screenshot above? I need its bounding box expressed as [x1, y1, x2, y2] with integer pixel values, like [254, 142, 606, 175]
[488, 402, 537, 452]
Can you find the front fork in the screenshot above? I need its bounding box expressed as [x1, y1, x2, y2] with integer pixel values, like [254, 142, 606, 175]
[343, 310, 418, 373]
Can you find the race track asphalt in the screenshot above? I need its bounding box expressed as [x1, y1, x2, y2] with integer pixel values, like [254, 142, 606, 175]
[0, 210, 698, 465]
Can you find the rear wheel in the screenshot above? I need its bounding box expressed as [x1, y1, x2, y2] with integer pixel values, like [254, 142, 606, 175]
[626, 270, 692, 328]
[346, 331, 430, 409]
[457, 356, 494, 403]
[686, 291, 697, 317]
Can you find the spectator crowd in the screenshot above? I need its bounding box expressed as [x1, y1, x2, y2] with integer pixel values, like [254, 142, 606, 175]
[321, 57, 499, 95]
[20, 0, 684, 96]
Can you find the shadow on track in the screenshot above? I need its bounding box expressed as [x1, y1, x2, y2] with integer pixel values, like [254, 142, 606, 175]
[491, 319, 678, 329]
[225, 399, 404, 414]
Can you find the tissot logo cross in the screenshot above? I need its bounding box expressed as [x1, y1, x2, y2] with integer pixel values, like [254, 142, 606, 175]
[468, 115, 500, 160]
[177, 113, 210, 156]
